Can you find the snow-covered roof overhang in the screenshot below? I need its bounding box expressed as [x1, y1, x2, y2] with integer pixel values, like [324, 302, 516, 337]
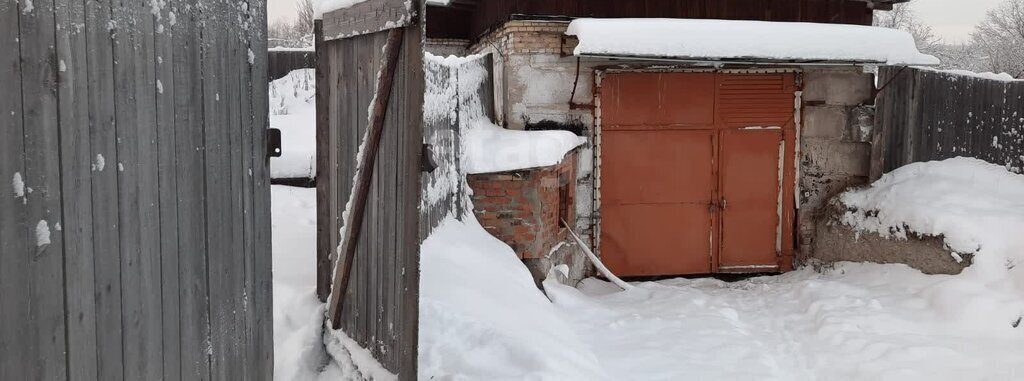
[565, 18, 939, 66]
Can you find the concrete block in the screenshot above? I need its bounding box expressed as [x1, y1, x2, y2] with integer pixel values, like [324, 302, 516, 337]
[802, 106, 847, 139]
[803, 69, 874, 106]
[801, 138, 871, 177]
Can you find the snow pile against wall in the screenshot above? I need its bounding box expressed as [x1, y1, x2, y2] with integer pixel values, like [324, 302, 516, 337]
[269, 69, 317, 180]
[419, 217, 607, 379]
[418, 53, 604, 379]
[840, 157, 1024, 309]
[424, 53, 585, 175]
[464, 119, 588, 174]
[566, 18, 939, 65]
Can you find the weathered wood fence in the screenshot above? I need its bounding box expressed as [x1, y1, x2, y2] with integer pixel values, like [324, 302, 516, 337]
[0, 0, 273, 379]
[314, 0, 423, 376]
[268, 48, 316, 81]
[872, 67, 1024, 178]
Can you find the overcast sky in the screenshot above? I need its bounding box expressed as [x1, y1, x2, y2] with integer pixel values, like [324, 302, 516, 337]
[915, 0, 1003, 43]
[268, 0, 1003, 44]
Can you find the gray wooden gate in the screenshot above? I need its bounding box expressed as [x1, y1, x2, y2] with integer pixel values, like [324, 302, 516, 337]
[0, 0, 273, 379]
[872, 67, 1024, 178]
[314, 0, 424, 377]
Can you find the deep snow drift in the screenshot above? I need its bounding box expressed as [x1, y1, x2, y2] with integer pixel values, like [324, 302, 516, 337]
[418, 217, 607, 379]
[840, 157, 1024, 294]
[269, 69, 317, 180]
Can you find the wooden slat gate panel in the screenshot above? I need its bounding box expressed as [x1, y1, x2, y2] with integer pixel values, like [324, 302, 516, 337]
[0, 0, 273, 379]
[315, 0, 424, 377]
[873, 67, 1024, 179]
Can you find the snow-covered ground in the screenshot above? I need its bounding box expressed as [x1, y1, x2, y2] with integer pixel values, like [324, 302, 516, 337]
[273, 160, 1024, 380]
[272, 185, 398, 381]
[270, 69, 317, 180]
[548, 264, 1024, 380]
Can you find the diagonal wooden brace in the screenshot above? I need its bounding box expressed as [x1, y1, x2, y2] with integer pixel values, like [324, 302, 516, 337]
[328, 27, 406, 330]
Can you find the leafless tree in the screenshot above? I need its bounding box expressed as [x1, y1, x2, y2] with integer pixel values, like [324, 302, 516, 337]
[268, 18, 313, 49]
[971, 0, 1024, 77]
[295, 0, 315, 35]
[873, 3, 941, 53]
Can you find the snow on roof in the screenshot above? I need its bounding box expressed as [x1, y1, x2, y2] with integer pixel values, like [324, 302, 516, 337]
[565, 18, 940, 66]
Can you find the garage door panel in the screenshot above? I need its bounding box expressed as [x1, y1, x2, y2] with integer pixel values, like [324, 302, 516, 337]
[719, 129, 783, 268]
[601, 204, 713, 276]
[601, 72, 715, 128]
[660, 73, 716, 126]
[598, 71, 795, 276]
[600, 130, 713, 205]
[601, 73, 661, 127]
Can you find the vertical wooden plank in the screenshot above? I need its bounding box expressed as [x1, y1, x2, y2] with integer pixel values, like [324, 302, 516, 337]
[82, 0, 125, 378]
[173, 0, 212, 377]
[0, 1, 30, 378]
[202, 0, 232, 374]
[366, 29, 384, 357]
[247, 0, 274, 375]
[134, 0, 165, 375]
[109, 0, 158, 376]
[238, 8, 257, 381]
[154, 2, 181, 380]
[315, 20, 332, 301]
[400, 15, 424, 376]
[222, 0, 246, 374]
[54, 0, 99, 376]
[17, 0, 69, 377]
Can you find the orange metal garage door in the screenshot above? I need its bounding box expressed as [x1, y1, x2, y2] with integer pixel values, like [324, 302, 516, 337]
[599, 71, 797, 276]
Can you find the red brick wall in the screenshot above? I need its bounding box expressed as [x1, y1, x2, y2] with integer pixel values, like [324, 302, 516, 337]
[467, 151, 577, 259]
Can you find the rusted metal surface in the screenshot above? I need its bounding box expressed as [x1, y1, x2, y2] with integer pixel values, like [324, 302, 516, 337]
[598, 71, 797, 276]
[719, 129, 784, 269]
[600, 129, 716, 276]
[427, 0, 875, 40]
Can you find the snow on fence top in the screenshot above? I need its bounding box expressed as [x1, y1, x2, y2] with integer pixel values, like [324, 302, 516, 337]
[566, 18, 940, 66]
[315, 0, 449, 19]
[916, 67, 1023, 82]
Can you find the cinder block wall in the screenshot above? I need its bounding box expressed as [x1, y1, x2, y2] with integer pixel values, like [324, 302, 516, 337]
[467, 151, 576, 260]
[797, 68, 876, 262]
